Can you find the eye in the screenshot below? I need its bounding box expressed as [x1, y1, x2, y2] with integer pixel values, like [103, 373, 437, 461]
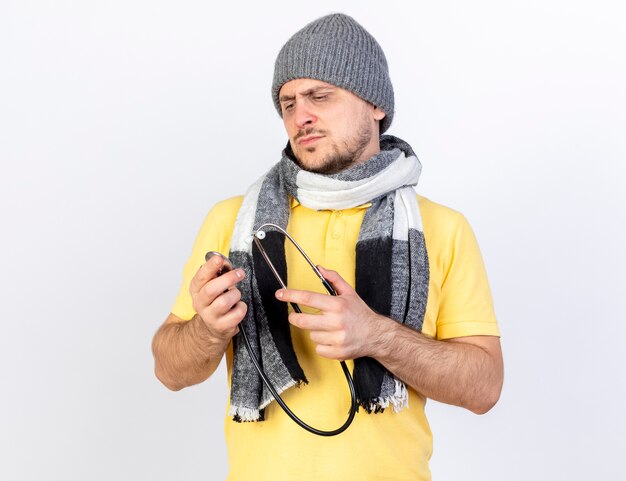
[313, 94, 328, 102]
[282, 102, 295, 113]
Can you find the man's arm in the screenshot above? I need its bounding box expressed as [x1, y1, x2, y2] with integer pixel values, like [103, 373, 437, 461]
[152, 313, 230, 391]
[375, 324, 502, 414]
[151, 256, 247, 391]
[277, 266, 503, 414]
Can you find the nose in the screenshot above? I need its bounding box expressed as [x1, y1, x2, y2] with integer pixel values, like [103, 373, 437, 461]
[293, 102, 317, 130]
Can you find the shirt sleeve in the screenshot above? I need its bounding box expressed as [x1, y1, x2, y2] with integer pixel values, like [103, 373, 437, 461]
[435, 213, 500, 340]
[170, 198, 241, 320]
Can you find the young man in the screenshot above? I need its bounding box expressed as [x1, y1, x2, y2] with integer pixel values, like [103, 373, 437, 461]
[152, 13, 503, 481]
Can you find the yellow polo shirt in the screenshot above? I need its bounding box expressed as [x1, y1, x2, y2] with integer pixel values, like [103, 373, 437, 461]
[171, 195, 499, 481]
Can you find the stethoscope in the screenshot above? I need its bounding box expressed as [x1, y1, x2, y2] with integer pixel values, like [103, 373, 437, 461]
[205, 223, 357, 436]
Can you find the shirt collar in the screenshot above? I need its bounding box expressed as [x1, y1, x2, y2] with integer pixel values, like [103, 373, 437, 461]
[290, 196, 372, 211]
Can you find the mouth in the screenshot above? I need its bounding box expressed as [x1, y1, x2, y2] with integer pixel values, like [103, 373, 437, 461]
[298, 135, 324, 146]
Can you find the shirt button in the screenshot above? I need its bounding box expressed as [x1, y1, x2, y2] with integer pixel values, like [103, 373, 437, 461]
[332, 232, 340, 239]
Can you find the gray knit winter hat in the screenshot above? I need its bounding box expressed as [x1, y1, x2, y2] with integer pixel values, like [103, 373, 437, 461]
[272, 13, 394, 133]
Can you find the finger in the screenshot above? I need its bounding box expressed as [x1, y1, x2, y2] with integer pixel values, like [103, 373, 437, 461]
[208, 287, 242, 316]
[275, 288, 336, 311]
[190, 256, 224, 295]
[316, 265, 354, 296]
[309, 329, 344, 347]
[202, 301, 247, 340]
[202, 269, 245, 299]
[288, 312, 336, 331]
[315, 344, 346, 361]
[193, 270, 244, 314]
[217, 301, 248, 329]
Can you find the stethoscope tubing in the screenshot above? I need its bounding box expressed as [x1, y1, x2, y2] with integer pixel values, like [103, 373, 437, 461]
[246, 223, 358, 436]
[239, 325, 357, 436]
[210, 223, 359, 436]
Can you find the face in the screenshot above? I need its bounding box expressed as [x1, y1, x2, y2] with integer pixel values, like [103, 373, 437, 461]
[278, 79, 386, 174]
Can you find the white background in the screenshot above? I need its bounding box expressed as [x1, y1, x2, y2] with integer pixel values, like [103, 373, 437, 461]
[1, 1, 625, 480]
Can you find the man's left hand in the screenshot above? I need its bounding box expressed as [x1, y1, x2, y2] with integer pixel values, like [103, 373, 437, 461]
[275, 266, 389, 360]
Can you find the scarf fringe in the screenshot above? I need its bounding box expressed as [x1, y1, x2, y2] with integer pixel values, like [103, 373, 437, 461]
[230, 378, 305, 422]
[230, 406, 263, 423]
[361, 378, 409, 414]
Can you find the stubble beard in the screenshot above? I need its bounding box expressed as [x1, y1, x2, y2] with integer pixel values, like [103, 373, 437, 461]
[293, 121, 373, 175]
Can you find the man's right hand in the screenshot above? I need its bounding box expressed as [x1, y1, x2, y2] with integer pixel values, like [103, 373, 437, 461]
[189, 255, 247, 342]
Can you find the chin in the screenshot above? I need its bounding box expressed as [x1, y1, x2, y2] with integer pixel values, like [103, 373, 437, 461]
[292, 145, 353, 175]
[293, 150, 323, 169]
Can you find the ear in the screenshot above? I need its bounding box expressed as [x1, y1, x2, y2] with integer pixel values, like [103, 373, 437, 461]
[372, 105, 386, 121]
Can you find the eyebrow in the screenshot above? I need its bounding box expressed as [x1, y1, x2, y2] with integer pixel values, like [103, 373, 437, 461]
[279, 86, 335, 103]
